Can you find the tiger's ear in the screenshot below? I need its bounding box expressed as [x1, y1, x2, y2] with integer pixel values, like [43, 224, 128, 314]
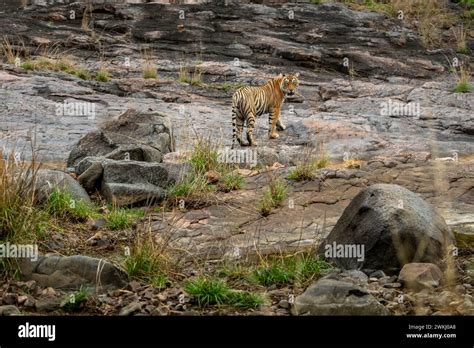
[278, 73, 284, 78]
[294, 72, 300, 78]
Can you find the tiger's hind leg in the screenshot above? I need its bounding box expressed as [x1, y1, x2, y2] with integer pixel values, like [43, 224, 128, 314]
[236, 117, 248, 147]
[276, 118, 286, 131]
[246, 112, 258, 146]
[232, 109, 248, 148]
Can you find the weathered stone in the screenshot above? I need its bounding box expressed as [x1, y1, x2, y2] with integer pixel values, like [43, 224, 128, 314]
[67, 109, 173, 168]
[398, 263, 443, 291]
[292, 278, 389, 316]
[318, 184, 455, 273]
[77, 161, 103, 192]
[18, 255, 128, 291]
[0, 305, 21, 316]
[35, 169, 91, 205]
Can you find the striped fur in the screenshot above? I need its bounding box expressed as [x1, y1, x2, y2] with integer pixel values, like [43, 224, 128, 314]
[231, 73, 299, 148]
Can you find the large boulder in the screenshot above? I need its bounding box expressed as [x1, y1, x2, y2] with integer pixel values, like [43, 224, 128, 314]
[67, 109, 173, 168]
[75, 157, 190, 206]
[292, 271, 389, 316]
[317, 184, 455, 274]
[35, 169, 91, 204]
[18, 254, 128, 291]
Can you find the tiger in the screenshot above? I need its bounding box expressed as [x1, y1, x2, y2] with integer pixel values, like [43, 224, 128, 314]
[231, 73, 300, 148]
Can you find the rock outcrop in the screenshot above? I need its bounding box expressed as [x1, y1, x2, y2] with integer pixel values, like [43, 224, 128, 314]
[318, 184, 456, 273]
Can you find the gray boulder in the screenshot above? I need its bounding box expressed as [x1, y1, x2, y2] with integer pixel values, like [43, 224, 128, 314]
[75, 158, 190, 205]
[67, 109, 173, 168]
[18, 254, 128, 291]
[35, 169, 91, 204]
[317, 184, 455, 274]
[292, 278, 389, 316]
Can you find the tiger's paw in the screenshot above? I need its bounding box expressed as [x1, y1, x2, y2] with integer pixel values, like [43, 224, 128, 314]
[276, 122, 286, 131]
[247, 134, 257, 146]
[269, 132, 279, 139]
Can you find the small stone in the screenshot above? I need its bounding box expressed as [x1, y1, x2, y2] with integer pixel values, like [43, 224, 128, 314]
[204, 170, 221, 184]
[369, 277, 378, 282]
[24, 280, 37, 292]
[24, 296, 36, 308]
[157, 293, 167, 302]
[278, 299, 290, 309]
[119, 301, 143, 316]
[89, 217, 107, 231]
[370, 270, 386, 279]
[3, 293, 18, 305]
[99, 206, 110, 214]
[456, 300, 474, 315]
[35, 297, 62, 312]
[414, 306, 431, 315]
[127, 281, 142, 292]
[399, 263, 443, 291]
[0, 305, 21, 316]
[383, 282, 402, 289]
[41, 287, 57, 297]
[17, 295, 28, 305]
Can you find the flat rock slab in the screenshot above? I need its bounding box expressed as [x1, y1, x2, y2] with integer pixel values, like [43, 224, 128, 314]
[292, 278, 389, 316]
[18, 255, 128, 291]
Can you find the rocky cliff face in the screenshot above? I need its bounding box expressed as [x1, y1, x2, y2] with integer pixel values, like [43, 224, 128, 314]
[0, 0, 472, 163]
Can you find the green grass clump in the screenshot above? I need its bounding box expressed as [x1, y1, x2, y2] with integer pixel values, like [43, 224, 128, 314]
[185, 277, 231, 307]
[62, 286, 90, 312]
[143, 65, 158, 79]
[454, 81, 472, 93]
[219, 172, 244, 192]
[259, 178, 287, 216]
[106, 207, 144, 230]
[123, 232, 169, 285]
[95, 70, 110, 82]
[20, 60, 35, 70]
[150, 274, 171, 289]
[75, 68, 92, 80]
[252, 254, 333, 287]
[227, 291, 264, 309]
[178, 66, 203, 86]
[185, 277, 263, 309]
[0, 147, 46, 244]
[189, 136, 219, 174]
[45, 187, 95, 222]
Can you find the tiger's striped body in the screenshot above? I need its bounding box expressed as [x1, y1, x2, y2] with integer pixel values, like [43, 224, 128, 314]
[231, 73, 300, 148]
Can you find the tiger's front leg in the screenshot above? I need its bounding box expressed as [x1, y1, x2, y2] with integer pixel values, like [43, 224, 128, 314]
[268, 107, 280, 139]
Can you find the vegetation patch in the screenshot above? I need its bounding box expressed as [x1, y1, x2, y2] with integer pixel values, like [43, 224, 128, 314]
[185, 276, 263, 309]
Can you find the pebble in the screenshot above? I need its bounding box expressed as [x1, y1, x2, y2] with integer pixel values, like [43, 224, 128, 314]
[278, 299, 290, 309]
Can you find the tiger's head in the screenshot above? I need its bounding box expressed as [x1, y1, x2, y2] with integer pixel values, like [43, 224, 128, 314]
[279, 73, 300, 97]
